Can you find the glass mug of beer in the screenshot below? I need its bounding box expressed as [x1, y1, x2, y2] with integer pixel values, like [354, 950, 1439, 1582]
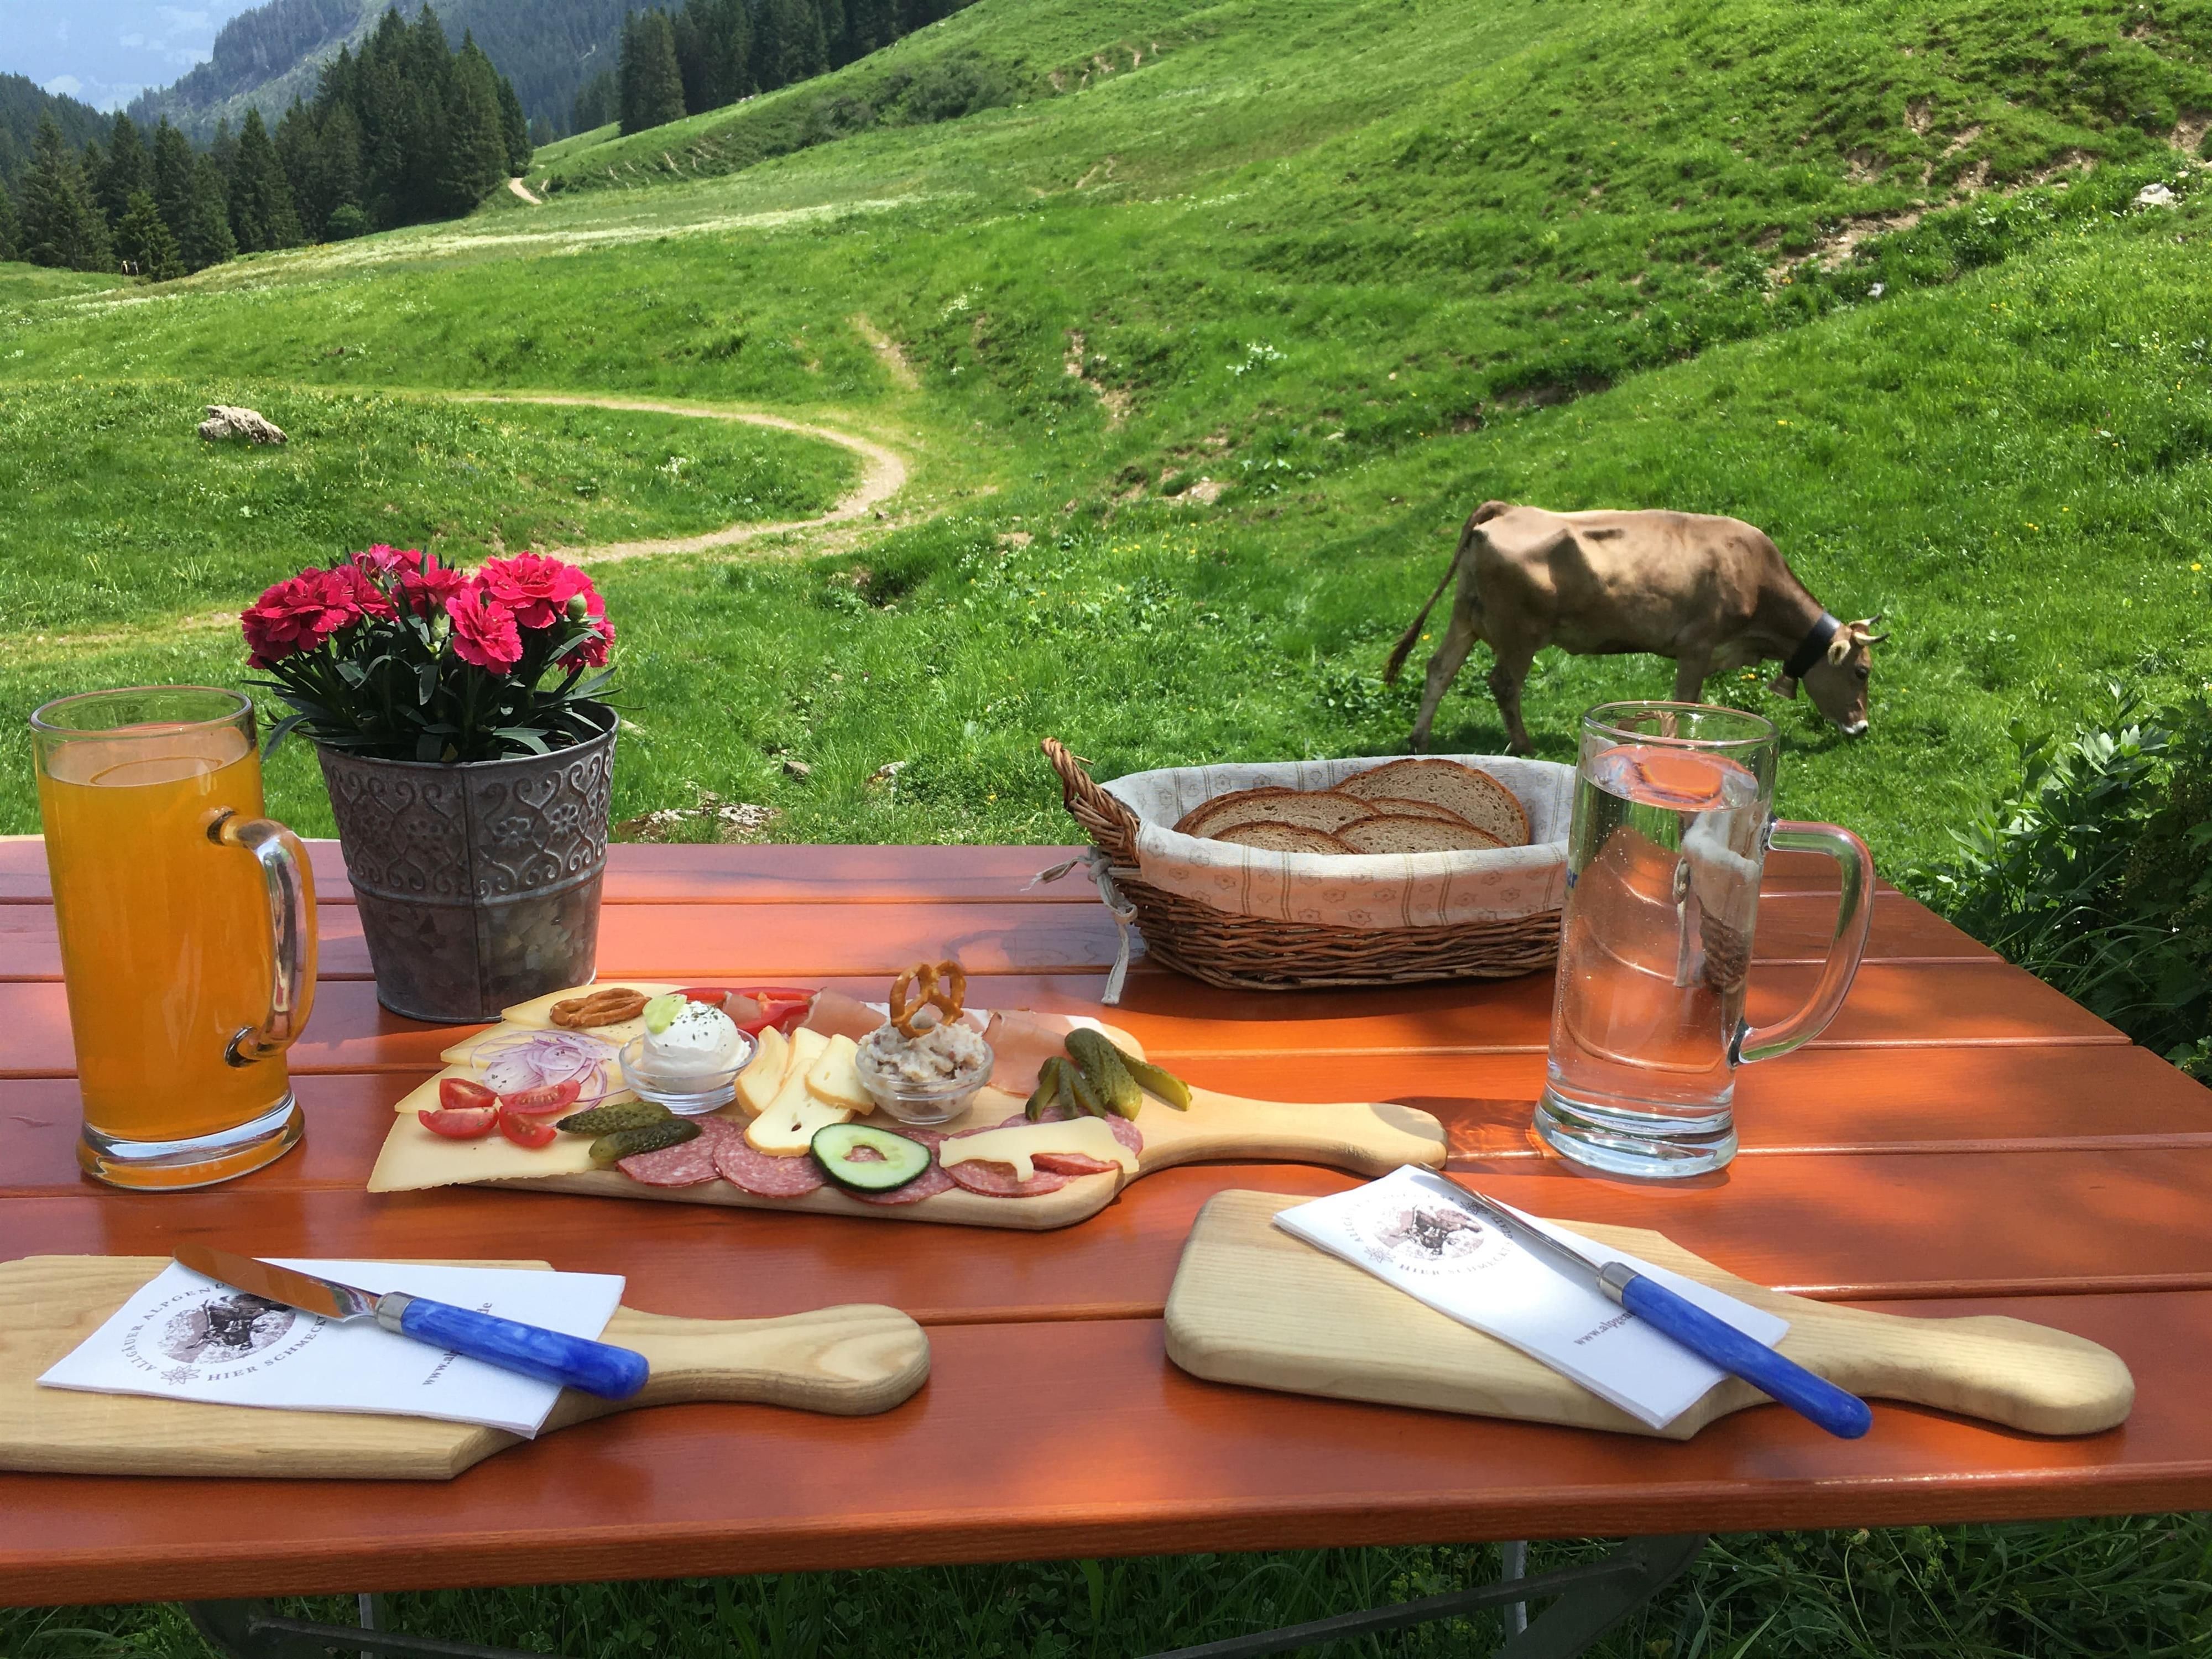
[31, 686, 317, 1188]
[1535, 701, 1872, 1178]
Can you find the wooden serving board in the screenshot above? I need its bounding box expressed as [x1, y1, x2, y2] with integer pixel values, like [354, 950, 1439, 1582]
[369, 985, 1448, 1229]
[1165, 1192, 2136, 1440]
[0, 1257, 931, 1480]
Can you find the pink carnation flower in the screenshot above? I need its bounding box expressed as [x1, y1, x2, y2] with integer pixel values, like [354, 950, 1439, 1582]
[241, 566, 381, 667]
[446, 584, 524, 672]
[477, 554, 593, 630]
[557, 585, 616, 671]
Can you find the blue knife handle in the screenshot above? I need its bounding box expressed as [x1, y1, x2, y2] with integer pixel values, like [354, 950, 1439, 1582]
[1616, 1272, 1872, 1439]
[394, 1297, 650, 1400]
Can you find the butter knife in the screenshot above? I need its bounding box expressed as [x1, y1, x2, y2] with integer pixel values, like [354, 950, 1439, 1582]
[174, 1245, 650, 1400]
[1454, 1190, 1872, 1439]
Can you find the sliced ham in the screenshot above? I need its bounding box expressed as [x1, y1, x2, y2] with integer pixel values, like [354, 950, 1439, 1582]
[982, 1011, 1070, 1095]
[801, 988, 882, 1042]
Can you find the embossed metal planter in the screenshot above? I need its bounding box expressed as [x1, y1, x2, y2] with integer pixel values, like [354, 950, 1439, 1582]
[317, 707, 616, 1023]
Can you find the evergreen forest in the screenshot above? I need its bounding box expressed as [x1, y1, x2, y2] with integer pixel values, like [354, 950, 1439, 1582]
[0, 5, 530, 280]
[577, 0, 972, 137]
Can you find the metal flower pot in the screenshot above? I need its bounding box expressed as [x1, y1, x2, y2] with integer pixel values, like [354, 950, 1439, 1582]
[316, 706, 616, 1023]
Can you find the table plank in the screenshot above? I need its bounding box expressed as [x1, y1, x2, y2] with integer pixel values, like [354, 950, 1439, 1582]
[0, 1289, 2204, 1608]
[0, 959, 2124, 1078]
[0, 891, 1987, 983]
[6, 1044, 2202, 1202]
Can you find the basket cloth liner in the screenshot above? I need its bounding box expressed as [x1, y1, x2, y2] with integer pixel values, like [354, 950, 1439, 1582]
[1099, 753, 1573, 930]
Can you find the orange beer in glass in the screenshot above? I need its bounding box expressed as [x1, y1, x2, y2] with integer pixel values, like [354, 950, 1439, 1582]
[31, 687, 317, 1187]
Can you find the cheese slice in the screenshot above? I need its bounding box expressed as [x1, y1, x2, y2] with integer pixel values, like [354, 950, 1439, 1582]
[367, 1113, 598, 1192]
[805, 1033, 871, 1111]
[935, 1118, 1139, 1182]
[781, 1026, 828, 1090]
[734, 1025, 789, 1115]
[745, 1095, 854, 1155]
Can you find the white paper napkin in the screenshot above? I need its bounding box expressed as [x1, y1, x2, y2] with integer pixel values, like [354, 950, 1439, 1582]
[1274, 1167, 1788, 1428]
[39, 1259, 627, 1437]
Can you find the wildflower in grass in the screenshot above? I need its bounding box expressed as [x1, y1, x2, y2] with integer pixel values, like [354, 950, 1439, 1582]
[446, 584, 525, 672]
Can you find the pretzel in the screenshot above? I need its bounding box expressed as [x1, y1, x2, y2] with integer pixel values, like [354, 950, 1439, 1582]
[550, 987, 650, 1029]
[888, 960, 967, 1039]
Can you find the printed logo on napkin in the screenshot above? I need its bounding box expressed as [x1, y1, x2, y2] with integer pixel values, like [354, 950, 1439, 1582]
[39, 1260, 625, 1438]
[1275, 1167, 1788, 1429]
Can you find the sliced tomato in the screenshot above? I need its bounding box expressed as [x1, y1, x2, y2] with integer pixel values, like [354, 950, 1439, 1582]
[497, 1108, 559, 1149]
[420, 1105, 498, 1139]
[675, 987, 731, 1008]
[497, 1078, 583, 1116]
[439, 1076, 497, 1113]
[733, 985, 817, 1004]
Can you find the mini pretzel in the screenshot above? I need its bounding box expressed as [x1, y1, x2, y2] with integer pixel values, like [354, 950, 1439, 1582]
[889, 960, 967, 1038]
[550, 987, 649, 1029]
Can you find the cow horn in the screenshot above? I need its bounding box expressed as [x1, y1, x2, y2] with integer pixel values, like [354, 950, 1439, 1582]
[1860, 630, 1889, 645]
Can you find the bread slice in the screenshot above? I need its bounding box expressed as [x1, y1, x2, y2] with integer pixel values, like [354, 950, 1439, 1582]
[1359, 794, 1475, 830]
[1177, 787, 1369, 838]
[1213, 820, 1355, 853]
[1336, 815, 1506, 854]
[1338, 759, 1530, 846]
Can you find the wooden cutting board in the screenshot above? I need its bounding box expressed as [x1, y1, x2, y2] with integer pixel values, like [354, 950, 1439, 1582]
[1165, 1192, 2135, 1440]
[0, 1257, 931, 1480]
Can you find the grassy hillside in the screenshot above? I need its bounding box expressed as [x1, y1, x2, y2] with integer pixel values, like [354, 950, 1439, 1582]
[5, 0, 2212, 1651]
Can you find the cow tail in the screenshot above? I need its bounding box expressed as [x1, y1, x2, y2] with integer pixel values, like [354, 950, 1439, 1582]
[1385, 504, 1504, 684]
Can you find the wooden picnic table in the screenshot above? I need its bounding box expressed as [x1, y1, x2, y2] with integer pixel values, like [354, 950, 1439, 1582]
[2, 838, 2209, 1611]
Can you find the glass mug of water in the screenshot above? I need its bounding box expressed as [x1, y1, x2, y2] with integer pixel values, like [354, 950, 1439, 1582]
[1535, 701, 1872, 1178]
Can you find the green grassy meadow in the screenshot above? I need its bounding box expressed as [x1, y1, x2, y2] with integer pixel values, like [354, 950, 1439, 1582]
[4, 0, 2212, 1649]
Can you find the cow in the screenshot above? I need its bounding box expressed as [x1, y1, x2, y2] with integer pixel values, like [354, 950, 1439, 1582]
[1384, 501, 1886, 754]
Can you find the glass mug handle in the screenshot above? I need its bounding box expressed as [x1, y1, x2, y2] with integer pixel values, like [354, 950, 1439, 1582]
[1732, 820, 1873, 1067]
[209, 810, 319, 1067]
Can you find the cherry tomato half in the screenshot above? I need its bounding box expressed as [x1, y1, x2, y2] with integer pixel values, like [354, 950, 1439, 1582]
[420, 1105, 498, 1139]
[497, 1079, 584, 1116]
[439, 1076, 497, 1113]
[498, 1108, 559, 1149]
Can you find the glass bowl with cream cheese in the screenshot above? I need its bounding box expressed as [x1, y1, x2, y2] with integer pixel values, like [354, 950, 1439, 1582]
[619, 995, 757, 1116]
[855, 1019, 994, 1125]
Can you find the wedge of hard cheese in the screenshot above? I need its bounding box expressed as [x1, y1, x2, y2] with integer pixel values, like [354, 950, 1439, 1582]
[746, 1029, 854, 1154]
[806, 1034, 870, 1111]
[735, 1025, 790, 1115]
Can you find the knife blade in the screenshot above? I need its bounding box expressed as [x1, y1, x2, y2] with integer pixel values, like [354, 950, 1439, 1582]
[174, 1245, 650, 1401]
[1452, 1190, 1872, 1440]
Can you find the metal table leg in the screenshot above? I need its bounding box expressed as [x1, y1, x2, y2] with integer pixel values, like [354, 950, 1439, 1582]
[187, 1600, 541, 1659]
[1136, 1535, 1708, 1659]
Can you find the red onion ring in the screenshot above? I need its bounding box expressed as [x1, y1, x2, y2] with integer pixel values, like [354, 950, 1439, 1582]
[470, 1029, 621, 1106]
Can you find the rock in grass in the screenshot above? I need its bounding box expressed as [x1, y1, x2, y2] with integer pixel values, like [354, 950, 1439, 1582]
[199, 405, 288, 445]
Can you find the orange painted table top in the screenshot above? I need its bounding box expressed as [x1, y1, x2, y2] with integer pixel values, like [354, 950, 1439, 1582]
[1, 838, 2208, 1606]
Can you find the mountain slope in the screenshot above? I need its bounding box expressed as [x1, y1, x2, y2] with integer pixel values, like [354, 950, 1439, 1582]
[0, 75, 112, 195]
[128, 0, 643, 136]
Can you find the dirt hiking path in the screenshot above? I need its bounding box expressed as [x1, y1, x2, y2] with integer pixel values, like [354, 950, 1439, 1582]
[450, 391, 908, 565]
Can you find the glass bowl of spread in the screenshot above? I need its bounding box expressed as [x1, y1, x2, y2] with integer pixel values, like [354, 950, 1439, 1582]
[619, 993, 757, 1117]
[855, 1020, 993, 1126]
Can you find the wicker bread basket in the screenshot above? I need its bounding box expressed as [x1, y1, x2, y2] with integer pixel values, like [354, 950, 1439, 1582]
[1041, 738, 1569, 993]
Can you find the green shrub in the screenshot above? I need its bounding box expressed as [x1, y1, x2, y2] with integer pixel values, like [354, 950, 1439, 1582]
[1907, 690, 2212, 1077]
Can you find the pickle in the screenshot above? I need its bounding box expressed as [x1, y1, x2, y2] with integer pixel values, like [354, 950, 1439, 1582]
[1026, 1057, 1063, 1122]
[1065, 1061, 1108, 1118]
[1065, 1029, 1142, 1119]
[1115, 1045, 1192, 1111]
[1055, 1057, 1095, 1118]
[588, 1118, 700, 1165]
[557, 1099, 673, 1136]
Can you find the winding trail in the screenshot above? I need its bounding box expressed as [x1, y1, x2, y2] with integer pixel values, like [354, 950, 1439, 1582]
[448, 391, 910, 566]
[506, 178, 544, 206]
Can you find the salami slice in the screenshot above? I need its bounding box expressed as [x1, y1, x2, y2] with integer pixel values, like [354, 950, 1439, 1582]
[993, 1109, 1142, 1175]
[943, 1159, 1070, 1198]
[711, 1133, 828, 1198]
[849, 1163, 958, 1204]
[617, 1116, 739, 1187]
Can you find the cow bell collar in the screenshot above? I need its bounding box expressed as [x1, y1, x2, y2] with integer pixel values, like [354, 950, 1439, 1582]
[1782, 612, 1843, 681]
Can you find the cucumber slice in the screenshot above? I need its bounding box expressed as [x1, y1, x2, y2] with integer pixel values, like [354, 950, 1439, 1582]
[811, 1123, 933, 1192]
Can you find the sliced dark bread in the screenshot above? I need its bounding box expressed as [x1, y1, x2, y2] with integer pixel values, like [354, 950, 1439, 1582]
[1338, 759, 1529, 846]
[1178, 787, 1371, 838]
[1213, 820, 1356, 853]
[1335, 814, 1506, 854]
[1360, 794, 1476, 830]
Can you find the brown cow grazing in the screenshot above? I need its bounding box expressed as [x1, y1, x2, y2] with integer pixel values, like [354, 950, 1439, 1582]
[1385, 502, 1885, 754]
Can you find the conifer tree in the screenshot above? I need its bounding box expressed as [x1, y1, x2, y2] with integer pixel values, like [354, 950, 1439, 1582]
[0, 185, 18, 263]
[151, 119, 194, 244]
[19, 114, 112, 271]
[819, 0, 849, 69]
[97, 113, 149, 229]
[228, 108, 303, 252]
[180, 153, 237, 270]
[845, 0, 896, 61]
[619, 11, 687, 135]
[675, 0, 752, 113]
[765, 0, 828, 90]
[114, 189, 184, 280]
[495, 75, 531, 174]
[442, 39, 512, 211]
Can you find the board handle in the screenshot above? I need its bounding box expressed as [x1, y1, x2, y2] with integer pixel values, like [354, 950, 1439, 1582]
[1614, 1271, 1872, 1439]
[384, 1295, 650, 1400]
